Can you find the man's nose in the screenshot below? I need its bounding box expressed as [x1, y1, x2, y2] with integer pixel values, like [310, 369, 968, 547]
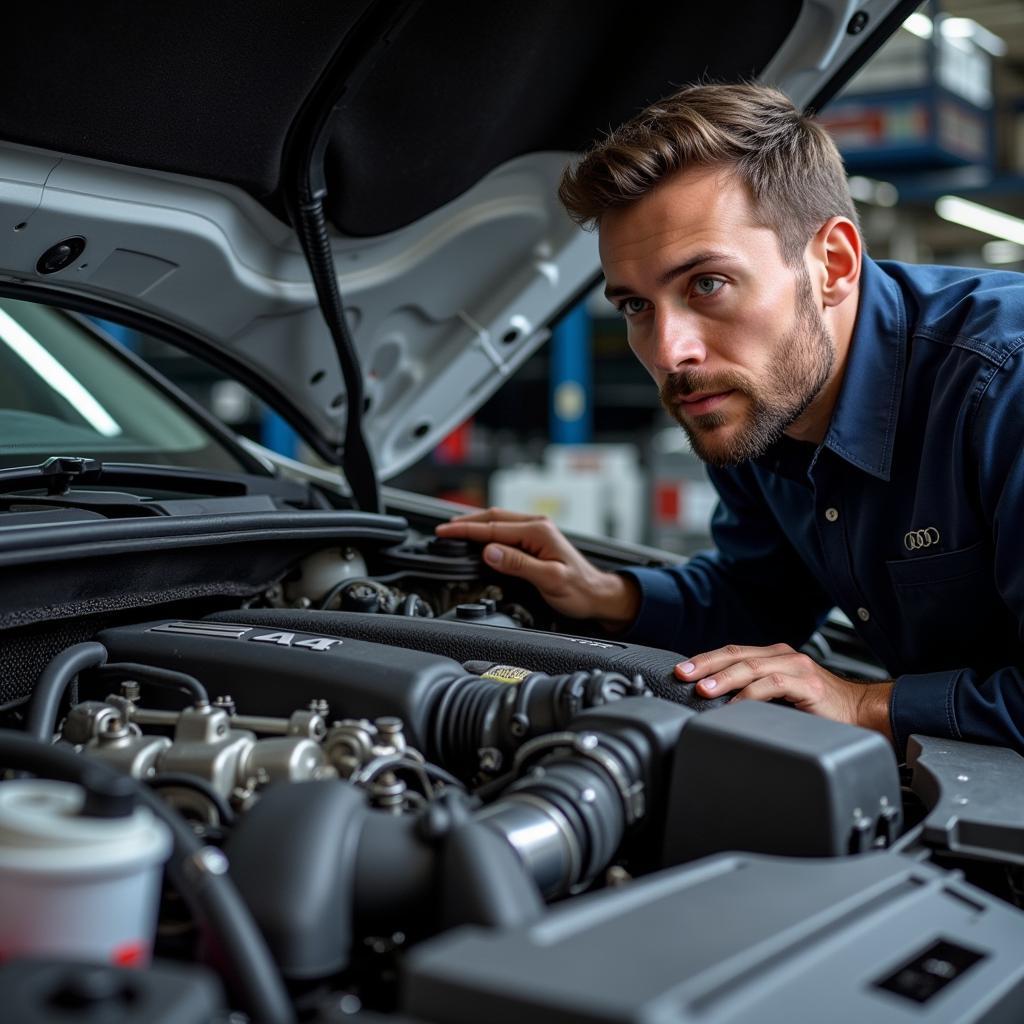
[651, 309, 707, 374]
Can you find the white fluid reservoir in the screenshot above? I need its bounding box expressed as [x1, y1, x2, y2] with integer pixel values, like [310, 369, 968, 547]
[0, 779, 171, 966]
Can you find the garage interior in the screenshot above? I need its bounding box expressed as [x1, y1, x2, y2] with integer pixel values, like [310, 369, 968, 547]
[116, 0, 1024, 556]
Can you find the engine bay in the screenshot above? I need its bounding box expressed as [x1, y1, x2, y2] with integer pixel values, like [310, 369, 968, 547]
[4, 519, 1024, 1022]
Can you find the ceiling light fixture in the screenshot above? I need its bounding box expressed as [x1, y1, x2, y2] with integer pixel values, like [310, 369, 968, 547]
[902, 12, 933, 39]
[940, 17, 1007, 57]
[981, 240, 1024, 265]
[936, 196, 1024, 246]
[848, 176, 899, 207]
[901, 12, 1006, 56]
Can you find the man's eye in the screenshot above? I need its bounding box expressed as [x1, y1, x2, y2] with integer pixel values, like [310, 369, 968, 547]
[693, 276, 724, 298]
[621, 297, 650, 317]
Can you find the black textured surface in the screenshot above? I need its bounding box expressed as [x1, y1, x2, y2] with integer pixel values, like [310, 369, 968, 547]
[0, 619, 109, 707]
[326, 0, 800, 236]
[204, 609, 728, 713]
[1, 2, 370, 199]
[0, 599, 231, 706]
[2, 2, 799, 233]
[0, 512, 407, 631]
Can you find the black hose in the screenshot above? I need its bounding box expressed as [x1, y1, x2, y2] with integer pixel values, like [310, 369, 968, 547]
[24, 642, 108, 741]
[318, 577, 357, 611]
[98, 662, 209, 706]
[400, 593, 432, 617]
[430, 668, 643, 779]
[148, 773, 236, 827]
[295, 197, 380, 514]
[421, 762, 466, 791]
[319, 577, 388, 612]
[0, 730, 293, 1024]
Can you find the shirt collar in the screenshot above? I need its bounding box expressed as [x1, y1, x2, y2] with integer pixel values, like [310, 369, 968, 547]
[821, 255, 907, 482]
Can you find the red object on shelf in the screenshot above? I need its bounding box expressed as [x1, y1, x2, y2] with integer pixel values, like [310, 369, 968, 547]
[655, 481, 681, 523]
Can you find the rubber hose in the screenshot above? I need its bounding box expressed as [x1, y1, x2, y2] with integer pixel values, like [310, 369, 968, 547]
[296, 197, 380, 513]
[99, 662, 209, 706]
[24, 642, 108, 742]
[0, 730, 294, 1024]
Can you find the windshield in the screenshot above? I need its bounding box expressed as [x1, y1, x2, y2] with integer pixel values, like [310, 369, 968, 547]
[0, 298, 249, 472]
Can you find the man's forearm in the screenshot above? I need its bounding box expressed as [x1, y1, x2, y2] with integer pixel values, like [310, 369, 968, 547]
[594, 572, 641, 634]
[856, 681, 894, 741]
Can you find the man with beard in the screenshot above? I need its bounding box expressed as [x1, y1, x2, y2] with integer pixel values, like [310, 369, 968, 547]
[436, 83, 1024, 755]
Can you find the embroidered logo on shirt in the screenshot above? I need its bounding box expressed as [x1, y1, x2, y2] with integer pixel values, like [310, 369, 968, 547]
[904, 527, 941, 551]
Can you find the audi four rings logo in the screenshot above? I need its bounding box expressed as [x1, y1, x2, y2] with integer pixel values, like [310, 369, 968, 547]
[904, 527, 941, 551]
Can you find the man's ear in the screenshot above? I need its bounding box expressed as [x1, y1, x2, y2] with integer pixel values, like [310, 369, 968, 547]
[808, 217, 861, 308]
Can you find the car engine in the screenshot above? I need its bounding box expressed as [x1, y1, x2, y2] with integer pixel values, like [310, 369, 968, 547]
[3, 524, 1024, 1023]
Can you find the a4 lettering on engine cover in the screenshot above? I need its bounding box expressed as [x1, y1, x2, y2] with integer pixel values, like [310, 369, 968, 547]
[250, 632, 342, 651]
[150, 621, 342, 651]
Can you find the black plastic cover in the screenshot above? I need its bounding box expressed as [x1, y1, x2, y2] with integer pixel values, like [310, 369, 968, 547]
[203, 608, 728, 713]
[226, 781, 367, 979]
[404, 852, 1024, 1024]
[0, 959, 225, 1024]
[94, 619, 468, 748]
[662, 701, 901, 862]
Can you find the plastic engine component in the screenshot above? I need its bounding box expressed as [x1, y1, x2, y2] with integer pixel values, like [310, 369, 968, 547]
[0, 958, 226, 1024]
[203, 608, 729, 712]
[908, 734, 1024, 865]
[93, 620, 471, 750]
[662, 701, 902, 862]
[404, 851, 1024, 1024]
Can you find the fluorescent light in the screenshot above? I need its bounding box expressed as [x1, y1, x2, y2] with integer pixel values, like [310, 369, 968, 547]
[982, 240, 1024, 265]
[0, 308, 122, 437]
[903, 11, 1007, 55]
[940, 17, 1007, 56]
[902, 12, 933, 39]
[936, 196, 1024, 246]
[874, 182, 899, 208]
[848, 176, 899, 207]
[848, 176, 874, 203]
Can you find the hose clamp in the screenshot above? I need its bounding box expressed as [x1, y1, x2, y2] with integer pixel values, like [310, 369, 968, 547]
[511, 731, 645, 826]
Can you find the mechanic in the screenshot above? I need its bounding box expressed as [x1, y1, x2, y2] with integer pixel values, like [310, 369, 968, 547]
[436, 82, 1024, 758]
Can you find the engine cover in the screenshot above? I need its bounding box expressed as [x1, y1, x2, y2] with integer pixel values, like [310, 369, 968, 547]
[405, 851, 1024, 1023]
[93, 619, 468, 749]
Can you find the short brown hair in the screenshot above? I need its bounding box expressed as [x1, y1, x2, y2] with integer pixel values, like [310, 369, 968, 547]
[558, 82, 859, 264]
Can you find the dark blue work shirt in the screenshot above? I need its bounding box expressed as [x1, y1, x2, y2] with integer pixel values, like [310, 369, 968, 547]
[620, 256, 1024, 757]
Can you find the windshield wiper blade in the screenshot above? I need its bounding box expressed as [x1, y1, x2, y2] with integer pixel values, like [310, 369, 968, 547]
[0, 457, 320, 506]
[0, 457, 250, 497]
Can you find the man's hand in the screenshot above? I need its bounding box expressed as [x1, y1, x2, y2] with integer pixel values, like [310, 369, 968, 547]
[435, 508, 640, 628]
[675, 642, 893, 738]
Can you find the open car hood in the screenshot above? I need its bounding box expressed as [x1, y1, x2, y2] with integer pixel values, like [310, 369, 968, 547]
[0, 1, 913, 479]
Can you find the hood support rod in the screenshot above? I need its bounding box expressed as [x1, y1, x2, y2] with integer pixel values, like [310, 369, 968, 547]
[282, 1, 421, 513]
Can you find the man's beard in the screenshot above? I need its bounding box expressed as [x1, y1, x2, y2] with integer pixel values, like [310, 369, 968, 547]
[658, 269, 835, 468]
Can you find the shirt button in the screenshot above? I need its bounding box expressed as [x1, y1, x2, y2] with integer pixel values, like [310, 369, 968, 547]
[857, 607, 870, 622]
[825, 507, 839, 522]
